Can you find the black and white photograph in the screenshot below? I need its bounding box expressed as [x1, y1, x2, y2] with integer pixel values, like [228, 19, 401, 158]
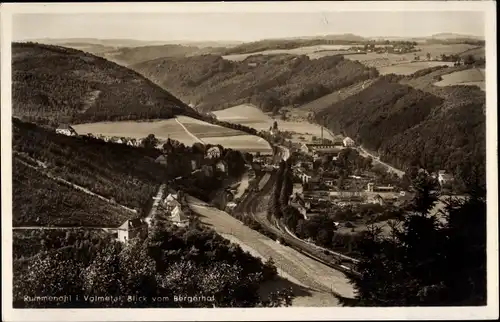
[1, 1, 498, 321]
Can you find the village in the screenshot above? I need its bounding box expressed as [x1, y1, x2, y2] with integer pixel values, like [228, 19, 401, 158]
[246, 123, 456, 232]
[54, 121, 456, 240]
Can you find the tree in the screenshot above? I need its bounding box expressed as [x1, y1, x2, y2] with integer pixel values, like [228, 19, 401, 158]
[426, 52, 431, 61]
[142, 134, 159, 149]
[463, 54, 475, 66]
[339, 176, 486, 306]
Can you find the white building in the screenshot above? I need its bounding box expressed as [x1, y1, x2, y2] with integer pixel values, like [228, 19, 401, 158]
[165, 193, 181, 212]
[206, 146, 222, 159]
[343, 137, 355, 147]
[116, 218, 148, 243]
[438, 170, 454, 186]
[170, 206, 189, 227]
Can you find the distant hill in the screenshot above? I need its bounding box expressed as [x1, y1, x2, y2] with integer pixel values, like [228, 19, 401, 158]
[222, 35, 367, 55]
[12, 118, 168, 227]
[12, 42, 198, 126]
[29, 38, 243, 48]
[132, 53, 378, 112]
[24, 38, 171, 48]
[100, 44, 228, 66]
[429, 33, 484, 41]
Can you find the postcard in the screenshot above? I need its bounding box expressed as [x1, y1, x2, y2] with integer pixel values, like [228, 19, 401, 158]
[1, 1, 498, 321]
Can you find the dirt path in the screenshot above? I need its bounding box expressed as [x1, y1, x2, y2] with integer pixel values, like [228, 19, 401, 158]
[146, 184, 167, 224]
[175, 117, 205, 144]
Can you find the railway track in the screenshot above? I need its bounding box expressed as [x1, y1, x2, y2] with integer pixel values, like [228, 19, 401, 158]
[239, 170, 360, 277]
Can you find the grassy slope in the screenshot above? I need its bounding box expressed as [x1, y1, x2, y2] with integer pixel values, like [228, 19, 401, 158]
[12, 42, 197, 126]
[13, 118, 169, 226]
[132, 54, 378, 112]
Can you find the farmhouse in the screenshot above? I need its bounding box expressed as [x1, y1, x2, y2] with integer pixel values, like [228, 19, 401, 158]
[438, 170, 454, 186]
[343, 137, 355, 147]
[56, 124, 78, 136]
[206, 146, 222, 159]
[155, 155, 168, 166]
[170, 206, 189, 227]
[164, 193, 181, 212]
[117, 218, 148, 243]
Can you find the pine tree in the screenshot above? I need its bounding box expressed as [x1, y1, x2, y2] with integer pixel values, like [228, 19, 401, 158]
[339, 173, 487, 306]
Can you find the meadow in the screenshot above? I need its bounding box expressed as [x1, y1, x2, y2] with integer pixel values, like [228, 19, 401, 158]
[73, 115, 272, 153]
[73, 118, 200, 145]
[175, 116, 246, 138]
[222, 45, 354, 61]
[434, 68, 485, 91]
[377, 61, 455, 75]
[344, 44, 480, 73]
[214, 104, 337, 143]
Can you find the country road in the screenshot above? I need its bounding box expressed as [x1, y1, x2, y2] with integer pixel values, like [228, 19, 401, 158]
[175, 117, 205, 144]
[319, 127, 405, 178]
[357, 146, 405, 178]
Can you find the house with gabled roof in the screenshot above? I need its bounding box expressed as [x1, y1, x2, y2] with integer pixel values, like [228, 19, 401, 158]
[165, 193, 181, 212]
[170, 205, 189, 227]
[155, 154, 168, 166]
[117, 218, 148, 243]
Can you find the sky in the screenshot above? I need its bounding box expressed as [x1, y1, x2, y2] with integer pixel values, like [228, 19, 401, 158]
[13, 11, 485, 42]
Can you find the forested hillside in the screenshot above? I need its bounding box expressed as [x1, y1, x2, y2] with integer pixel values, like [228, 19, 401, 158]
[132, 54, 378, 112]
[13, 118, 169, 226]
[102, 44, 227, 66]
[12, 42, 197, 126]
[317, 74, 486, 187]
[13, 159, 134, 227]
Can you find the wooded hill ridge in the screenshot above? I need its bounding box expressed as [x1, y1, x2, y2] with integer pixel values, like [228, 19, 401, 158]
[316, 71, 485, 187]
[12, 42, 199, 126]
[132, 53, 378, 112]
[102, 44, 228, 66]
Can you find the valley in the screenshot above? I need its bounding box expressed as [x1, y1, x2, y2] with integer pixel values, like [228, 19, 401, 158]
[8, 20, 488, 311]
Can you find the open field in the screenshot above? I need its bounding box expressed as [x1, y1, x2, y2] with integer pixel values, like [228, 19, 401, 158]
[175, 116, 246, 138]
[223, 45, 354, 61]
[434, 68, 485, 91]
[214, 104, 337, 142]
[378, 61, 455, 75]
[201, 135, 273, 154]
[187, 195, 354, 306]
[72, 118, 200, 145]
[344, 44, 479, 71]
[73, 116, 269, 152]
